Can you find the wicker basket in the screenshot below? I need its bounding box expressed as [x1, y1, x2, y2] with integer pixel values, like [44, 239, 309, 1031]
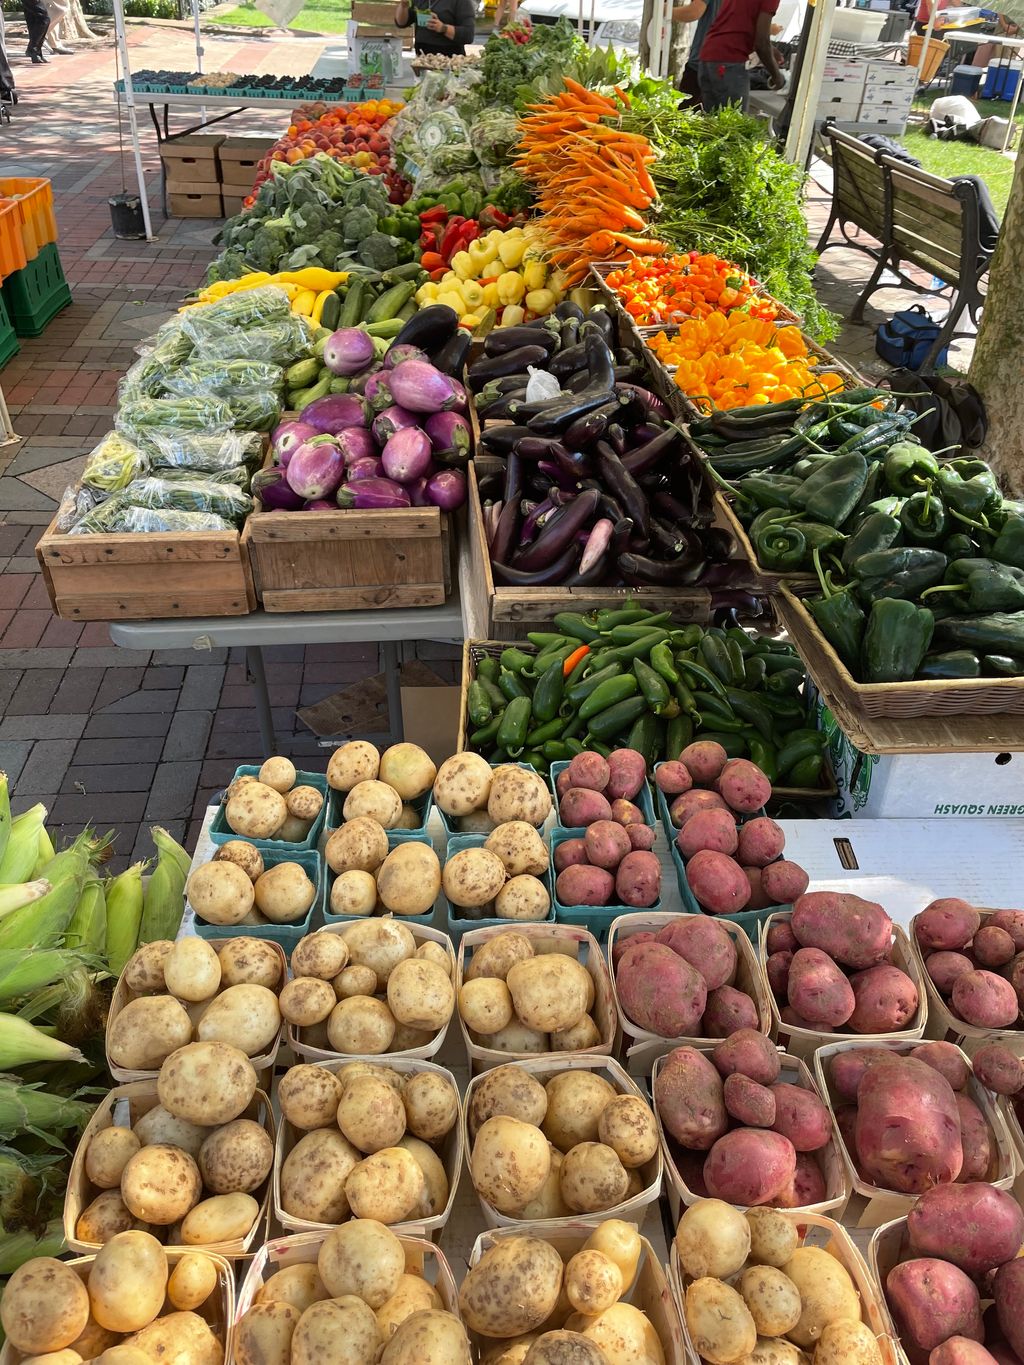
[910, 907, 1024, 1057]
[777, 583, 1024, 718]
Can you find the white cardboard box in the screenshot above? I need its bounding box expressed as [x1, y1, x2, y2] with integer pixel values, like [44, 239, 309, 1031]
[346, 28, 403, 80]
[822, 58, 867, 83]
[860, 85, 915, 110]
[819, 99, 864, 120]
[864, 60, 918, 87]
[818, 699, 1024, 819]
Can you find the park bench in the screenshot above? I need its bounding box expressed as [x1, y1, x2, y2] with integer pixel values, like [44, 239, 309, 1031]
[815, 121, 991, 372]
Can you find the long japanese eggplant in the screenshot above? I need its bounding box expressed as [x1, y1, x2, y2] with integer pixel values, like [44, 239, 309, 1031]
[594, 441, 649, 541]
[513, 488, 601, 572]
[467, 345, 550, 391]
[492, 543, 580, 585]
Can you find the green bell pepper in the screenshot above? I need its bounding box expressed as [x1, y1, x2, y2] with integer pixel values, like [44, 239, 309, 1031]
[899, 488, 948, 546]
[841, 511, 902, 571]
[862, 598, 935, 682]
[918, 650, 982, 679]
[884, 443, 939, 495]
[792, 452, 870, 527]
[808, 547, 865, 671]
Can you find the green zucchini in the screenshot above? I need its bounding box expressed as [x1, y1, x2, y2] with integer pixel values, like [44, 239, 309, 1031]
[319, 290, 342, 331]
[339, 278, 367, 328]
[367, 280, 418, 324]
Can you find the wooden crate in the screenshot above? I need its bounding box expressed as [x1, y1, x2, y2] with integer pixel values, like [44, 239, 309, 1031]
[35, 512, 255, 620]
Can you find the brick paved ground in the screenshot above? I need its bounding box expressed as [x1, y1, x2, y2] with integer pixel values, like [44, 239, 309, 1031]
[0, 24, 976, 865]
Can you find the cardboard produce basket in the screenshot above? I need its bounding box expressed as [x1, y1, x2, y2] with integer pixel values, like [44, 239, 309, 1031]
[462, 1055, 662, 1231]
[469, 1223, 686, 1365]
[272, 1056, 464, 1240]
[671, 1211, 899, 1365]
[759, 911, 927, 1061]
[456, 921, 617, 1074]
[105, 939, 287, 1083]
[653, 1049, 850, 1223]
[287, 919, 457, 1063]
[607, 912, 772, 1076]
[0, 1248, 235, 1365]
[867, 1215, 979, 1365]
[814, 1037, 1015, 1227]
[64, 1081, 274, 1258]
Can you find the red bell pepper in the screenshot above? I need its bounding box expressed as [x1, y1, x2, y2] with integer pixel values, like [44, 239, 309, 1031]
[419, 206, 448, 224]
[419, 225, 441, 250]
[439, 216, 467, 261]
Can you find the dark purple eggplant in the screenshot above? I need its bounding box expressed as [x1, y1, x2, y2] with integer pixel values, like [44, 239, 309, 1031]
[549, 343, 589, 381]
[560, 317, 580, 352]
[467, 346, 550, 391]
[618, 551, 706, 586]
[610, 517, 634, 558]
[516, 436, 571, 461]
[392, 304, 458, 353]
[616, 383, 669, 417]
[491, 451, 523, 566]
[564, 552, 609, 586]
[589, 485, 624, 524]
[585, 306, 616, 346]
[654, 489, 697, 523]
[566, 369, 595, 393]
[607, 423, 627, 457]
[555, 300, 585, 323]
[710, 590, 766, 616]
[520, 496, 553, 542]
[630, 421, 666, 444]
[612, 363, 643, 382]
[703, 527, 737, 562]
[492, 543, 581, 585]
[594, 441, 649, 540]
[622, 425, 679, 478]
[586, 330, 615, 391]
[484, 324, 558, 357]
[552, 446, 592, 481]
[526, 389, 620, 436]
[480, 426, 532, 455]
[513, 487, 601, 573]
[526, 472, 554, 500]
[539, 459, 578, 491]
[649, 519, 703, 559]
[429, 328, 471, 376]
[564, 399, 623, 449]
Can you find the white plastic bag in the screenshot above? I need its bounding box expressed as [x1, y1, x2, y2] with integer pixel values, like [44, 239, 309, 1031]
[526, 366, 561, 402]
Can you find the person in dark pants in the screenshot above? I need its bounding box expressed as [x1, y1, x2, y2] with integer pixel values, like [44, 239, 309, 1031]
[673, 0, 722, 105]
[697, 0, 783, 110]
[0, 10, 16, 101]
[22, 0, 50, 61]
[394, 0, 474, 55]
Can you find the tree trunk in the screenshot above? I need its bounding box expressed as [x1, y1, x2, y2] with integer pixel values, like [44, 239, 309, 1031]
[968, 152, 1024, 494]
[640, 0, 654, 68]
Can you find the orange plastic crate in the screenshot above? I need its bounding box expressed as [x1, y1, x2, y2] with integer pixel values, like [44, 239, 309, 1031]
[0, 200, 27, 281]
[0, 178, 58, 262]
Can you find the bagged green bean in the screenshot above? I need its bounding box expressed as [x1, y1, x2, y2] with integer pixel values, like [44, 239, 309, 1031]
[123, 475, 253, 523]
[161, 358, 284, 400]
[120, 325, 194, 400]
[158, 465, 251, 489]
[117, 396, 233, 442]
[228, 390, 281, 432]
[67, 494, 131, 535]
[119, 505, 235, 534]
[180, 286, 292, 342]
[194, 315, 313, 365]
[80, 432, 148, 493]
[147, 429, 262, 473]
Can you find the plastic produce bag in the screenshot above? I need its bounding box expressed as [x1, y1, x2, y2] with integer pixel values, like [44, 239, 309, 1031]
[119, 327, 195, 400]
[123, 475, 254, 524]
[117, 396, 234, 444]
[118, 505, 235, 534]
[192, 314, 313, 366]
[227, 390, 282, 432]
[80, 432, 149, 494]
[67, 494, 131, 535]
[471, 108, 519, 167]
[148, 429, 262, 474]
[526, 366, 561, 402]
[180, 286, 292, 344]
[161, 358, 284, 400]
[159, 465, 252, 489]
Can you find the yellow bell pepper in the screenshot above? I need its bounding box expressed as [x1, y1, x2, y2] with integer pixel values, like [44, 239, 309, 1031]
[522, 260, 548, 293]
[450, 250, 476, 281]
[500, 304, 526, 328]
[274, 267, 349, 292]
[292, 288, 317, 316]
[310, 290, 334, 325]
[497, 271, 526, 306]
[436, 290, 467, 317]
[498, 235, 527, 269]
[460, 280, 484, 310]
[481, 281, 501, 310]
[461, 313, 482, 330]
[526, 288, 558, 316]
[480, 258, 505, 282]
[468, 237, 499, 269]
[416, 282, 440, 304]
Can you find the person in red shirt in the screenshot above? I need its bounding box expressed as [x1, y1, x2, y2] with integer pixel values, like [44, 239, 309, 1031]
[698, 0, 783, 110]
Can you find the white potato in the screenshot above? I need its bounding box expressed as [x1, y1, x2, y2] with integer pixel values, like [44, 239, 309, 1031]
[380, 1308, 471, 1365]
[485, 822, 550, 877]
[227, 781, 288, 839]
[291, 1295, 381, 1365]
[328, 741, 380, 792]
[398, 1135, 449, 1218]
[378, 743, 436, 801]
[477, 1019, 549, 1054]
[746, 1209, 799, 1269]
[433, 753, 492, 817]
[199, 1118, 273, 1194]
[280, 1130, 360, 1224]
[188, 861, 254, 926]
[120, 1145, 202, 1225]
[85, 1127, 140, 1189]
[472, 1116, 551, 1214]
[87, 1231, 167, 1332]
[487, 766, 551, 827]
[328, 997, 397, 1054]
[338, 1075, 407, 1154]
[342, 917, 416, 985]
[402, 1071, 458, 1142]
[559, 1143, 629, 1214]
[156, 1041, 257, 1126]
[550, 1015, 601, 1051]
[259, 756, 297, 793]
[331, 869, 378, 916]
[216, 936, 281, 988]
[459, 1238, 564, 1338]
[334, 964, 378, 999]
[133, 1104, 210, 1158]
[254, 862, 316, 924]
[565, 1251, 622, 1316]
[579, 1302, 665, 1365]
[75, 1188, 137, 1244]
[387, 958, 454, 1031]
[443, 848, 506, 909]
[583, 1221, 642, 1295]
[292, 932, 349, 979]
[163, 937, 222, 1002]
[459, 977, 514, 1034]
[465, 932, 535, 982]
[213, 840, 264, 881]
[496, 876, 551, 922]
[280, 977, 336, 1027]
[167, 1252, 219, 1311]
[197, 983, 281, 1056]
[256, 1264, 329, 1313]
[677, 1199, 751, 1280]
[542, 1071, 617, 1153]
[182, 1192, 259, 1245]
[739, 1266, 802, 1337]
[233, 1302, 300, 1365]
[345, 1146, 426, 1223]
[278, 1064, 345, 1130]
[108, 996, 192, 1072]
[1, 1258, 90, 1355]
[344, 780, 403, 828]
[123, 940, 172, 994]
[377, 842, 442, 917]
[507, 957, 590, 1034]
[326, 818, 388, 875]
[317, 1218, 405, 1306]
[125, 1310, 223, 1365]
[287, 785, 324, 820]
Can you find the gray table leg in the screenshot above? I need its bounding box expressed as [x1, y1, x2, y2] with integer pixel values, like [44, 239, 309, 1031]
[245, 645, 277, 753]
[381, 640, 404, 743]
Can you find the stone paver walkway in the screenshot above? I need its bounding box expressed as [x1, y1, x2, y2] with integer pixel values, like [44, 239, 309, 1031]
[0, 29, 977, 864]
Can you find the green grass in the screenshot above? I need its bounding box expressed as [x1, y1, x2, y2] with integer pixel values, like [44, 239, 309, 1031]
[898, 94, 1021, 216]
[212, 0, 351, 31]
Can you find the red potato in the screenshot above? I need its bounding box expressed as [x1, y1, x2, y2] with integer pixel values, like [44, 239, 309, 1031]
[655, 761, 692, 796]
[952, 970, 1020, 1029]
[761, 860, 811, 906]
[1012, 956, 1024, 1010]
[676, 808, 738, 860]
[972, 1043, 1024, 1096]
[930, 1341, 1001, 1365]
[658, 916, 737, 990]
[555, 769, 572, 800]
[927, 952, 976, 995]
[781, 1006, 833, 1033]
[907, 1183, 1024, 1277]
[610, 798, 645, 827]
[605, 748, 646, 801]
[679, 740, 729, 785]
[712, 1028, 781, 1086]
[743, 867, 772, 911]
[954, 1093, 993, 1183]
[767, 921, 798, 954]
[791, 891, 893, 970]
[737, 817, 786, 868]
[787, 948, 855, 1028]
[617, 943, 707, 1038]
[615, 851, 661, 909]
[975, 926, 1017, 969]
[995, 1259, 1024, 1362]
[554, 838, 588, 873]
[559, 788, 612, 828]
[724, 1072, 776, 1126]
[773, 1151, 827, 1209]
[584, 820, 631, 871]
[771, 1083, 831, 1152]
[910, 1042, 969, 1092]
[703, 985, 759, 1038]
[989, 910, 1024, 951]
[612, 930, 656, 968]
[766, 950, 793, 999]
[627, 823, 656, 851]
[654, 1046, 727, 1148]
[703, 1129, 797, 1206]
[829, 1047, 891, 1103]
[848, 964, 920, 1034]
[916, 898, 982, 952]
[669, 789, 727, 828]
[988, 1347, 1024, 1365]
[567, 751, 610, 793]
[556, 864, 614, 907]
[886, 1258, 984, 1361]
[856, 1057, 963, 1193]
[686, 849, 752, 916]
[717, 758, 772, 814]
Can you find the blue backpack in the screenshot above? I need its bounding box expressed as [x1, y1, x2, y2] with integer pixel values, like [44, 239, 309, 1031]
[875, 305, 948, 371]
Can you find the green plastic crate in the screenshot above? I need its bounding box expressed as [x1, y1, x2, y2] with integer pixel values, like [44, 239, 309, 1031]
[2, 241, 72, 337]
[0, 292, 19, 369]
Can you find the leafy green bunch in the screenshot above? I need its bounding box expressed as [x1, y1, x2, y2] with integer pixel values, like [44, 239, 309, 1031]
[480, 17, 584, 109]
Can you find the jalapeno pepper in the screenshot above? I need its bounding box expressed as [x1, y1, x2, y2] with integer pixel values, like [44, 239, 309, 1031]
[723, 687, 775, 742]
[776, 730, 826, 778]
[608, 624, 670, 646]
[553, 611, 602, 642]
[527, 632, 571, 650]
[495, 695, 532, 756]
[677, 657, 729, 699]
[563, 645, 591, 679]
[595, 607, 652, 629]
[602, 631, 668, 665]
[666, 713, 694, 758]
[578, 674, 638, 722]
[528, 642, 577, 678]
[765, 668, 804, 694]
[649, 641, 680, 688]
[477, 656, 499, 684]
[500, 647, 534, 674]
[498, 670, 530, 702]
[699, 633, 736, 685]
[671, 625, 704, 650]
[697, 731, 748, 758]
[470, 716, 502, 746]
[467, 681, 493, 729]
[477, 677, 506, 712]
[633, 657, 672, 714]
[586, 694, 650, 741]
[788, 754, 824, 787]
[747, 737, 778, 783]
[542, 740, 573, 762]
[696, 709, 746, 733]
[531, 658, 566, 724]
[526, 717, 565, 747]
[743, 655, 768, 689]
[566, 662, 624, 706]
[627, 712, 661, 769]
[757, 693, 806, 721]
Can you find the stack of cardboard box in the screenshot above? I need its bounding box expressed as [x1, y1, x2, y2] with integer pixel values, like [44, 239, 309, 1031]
[160, 133, 273, 219]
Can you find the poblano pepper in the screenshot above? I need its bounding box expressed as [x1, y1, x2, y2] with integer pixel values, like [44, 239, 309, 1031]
[918, 650, 982, 679]
[738, 475, 803, 510]
[900, 488, 948, 546]
[922, 558, 1024, 614]
[807, 548, 865, 671]
[841, 510, 902, 570]
[884, 443, 939, 495]
[755, 521, 807, 571]
[791, 452, 869, 526]
[991, 512, 1024, 570]
[985, 654, 1024, 676]
[852, 547, 948, 603]
[862, 598, 935, 682]
[934, 612, 1024, 657]
[936, 465, 1002, 521]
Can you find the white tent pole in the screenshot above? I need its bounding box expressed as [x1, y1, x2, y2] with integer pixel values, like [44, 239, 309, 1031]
[112, 0, 155, 241]
[650, 0, 666, 75]
[0, 381, 17, 444]
[588, 0, 596, 44]
[192, 0, 207, 125]
[785, 0, 837, 167]
[577, 0, 584, 39]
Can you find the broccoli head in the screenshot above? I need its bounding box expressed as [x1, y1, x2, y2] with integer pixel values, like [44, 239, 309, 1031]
[248, 224, 290, 272]
[342, 204, 378, 245]
[357, 233, 398, 271]
[207, 250, 249, 283]
[315, 230, 344, 264]
[289, 199, 330, 238]
[344, 178, 388, 216]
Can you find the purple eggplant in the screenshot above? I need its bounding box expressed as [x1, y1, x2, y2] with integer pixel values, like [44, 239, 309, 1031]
[424, 411, 470, 464]
[373, 404, 417, 446]
[448, 378, 468, 413]
[286, 437, 346, 500]
[323, 327, 376, 376]
[491, 451, 523, 567]
[426, 468, 467, 511]
[348, 361, 382, 395]
[302, 393, 371, 434]
[304, 498, 336, 510]
[622, 425, 679, 478]
[493, 543, 580, 585]
[383, 343, 427, 370]
[335, 427, 377, 467]
[337, 477, 411, 509]
[388, 359, 458, 414]
[363, 372, 394, 414]
[520, 496, 554, 543]
[271, 418, 318, 464]
[595, 441, 649, 540]
[347, 456, 385, 481]
[382, 427, 433, 484]
[252, 466, 305, 511]
[407, 476, 431, 507]
[514, 488, 601, 573]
